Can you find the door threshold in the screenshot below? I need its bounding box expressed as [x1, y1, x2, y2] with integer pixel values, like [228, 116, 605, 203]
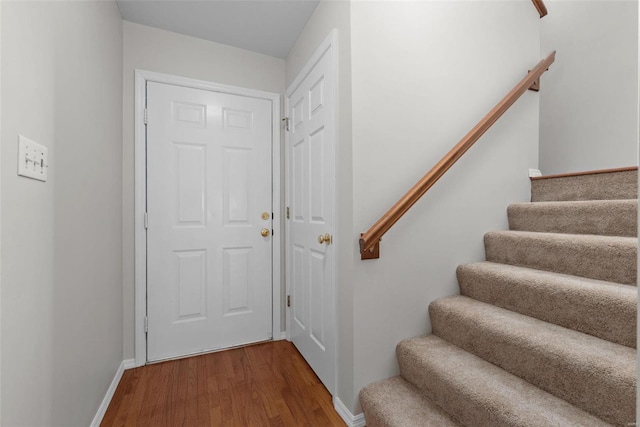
[146, 338, 274, 365]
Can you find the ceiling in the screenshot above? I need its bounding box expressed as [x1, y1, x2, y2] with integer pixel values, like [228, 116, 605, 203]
[116, 0, 320, 59]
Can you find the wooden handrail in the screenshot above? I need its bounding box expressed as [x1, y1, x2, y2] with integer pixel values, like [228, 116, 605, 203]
[359, 51, 556, 260]
[531, 0, 548, 18]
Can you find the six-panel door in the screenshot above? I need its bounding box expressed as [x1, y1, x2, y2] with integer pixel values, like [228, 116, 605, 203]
[146, 82, 273, 362]
[287, 45, 336, 393]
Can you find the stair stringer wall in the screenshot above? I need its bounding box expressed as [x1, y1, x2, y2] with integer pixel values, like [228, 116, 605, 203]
[349, 0, 541, 415]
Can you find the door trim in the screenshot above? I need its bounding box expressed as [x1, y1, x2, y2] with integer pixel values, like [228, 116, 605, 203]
[284, 29, 339, 393]
[134, 70, 282, 367]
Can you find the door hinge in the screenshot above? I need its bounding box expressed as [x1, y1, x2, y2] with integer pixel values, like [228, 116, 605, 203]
[144, 212, 149, 229]
[144, 108, 148, 125]
[286, 207, 290, 219]
[287, 295, 291, 307]
[144, 316, 148, 332]
[282, 117, 290, 132]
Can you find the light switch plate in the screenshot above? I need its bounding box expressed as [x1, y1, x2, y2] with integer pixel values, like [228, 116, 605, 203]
[18, 135, 48, 182]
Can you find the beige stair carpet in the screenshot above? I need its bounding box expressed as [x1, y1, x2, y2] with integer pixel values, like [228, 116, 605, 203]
[530, 168, 637, 202]
[430, 296, 635, 425]
[457, 262, 637, 348]
[359, 376, 461, 427]
[359, 168, 637, 427]
[507, 199, 637, 237]
[394, 335, 613, 427]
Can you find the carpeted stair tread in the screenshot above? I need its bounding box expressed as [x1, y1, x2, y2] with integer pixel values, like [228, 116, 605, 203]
[397, 335, 612, 427]
[430, 296, 636, 426]
[360, 169, 638, 426]
[507, 199, 637, 237]
[531, 169, 637, 202]
[484, 230, 637, 285]
[457, 262, 637, 348]
[359, 376, 462, 427]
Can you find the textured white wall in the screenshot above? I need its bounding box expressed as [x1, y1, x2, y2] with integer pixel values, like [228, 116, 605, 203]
[122, 21, 286, 360]
[540, 0, 639, 174]
[1, 1, 123, 425]
[285, 0, 355, 412]
[350, 0, 540, 414]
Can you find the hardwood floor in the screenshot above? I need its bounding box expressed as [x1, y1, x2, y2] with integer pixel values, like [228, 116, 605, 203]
[101, 341, 347, 426]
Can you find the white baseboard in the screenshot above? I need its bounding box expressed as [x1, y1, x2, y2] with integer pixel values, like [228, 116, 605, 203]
[90, 359, 135, 427]
[279, 331, 287, 340]
[334, 397, 366, 427]
[122, 358, 136, 370]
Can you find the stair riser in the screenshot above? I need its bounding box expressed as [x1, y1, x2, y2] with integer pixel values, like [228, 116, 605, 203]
[457, 263, 637, 348]
[397, 344, 516, 427]
[484, 232, 637, 285]
[430, 299, 636, 426]
[508, 200, 638, 237]
[397, 336, 611, 427]
[531, 169, 637, 202]
[361, 169, 639, 427]
[360, 377, 461, 427]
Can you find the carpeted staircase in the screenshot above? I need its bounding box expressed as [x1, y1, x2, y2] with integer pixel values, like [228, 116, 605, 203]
[360, 168, 638, 427]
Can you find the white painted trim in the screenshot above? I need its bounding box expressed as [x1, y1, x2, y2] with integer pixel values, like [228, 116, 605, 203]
[122, 358, 136, 370]
[134, 70, 282, 367]
[328, 28, 340, 404]
[279, 331, 287, 340]
[284, 29, 339, 394]
[334, 397, 366, 427]
[284, 97, 290, 343]
[134, 71, 146, 368]
[286, 30, 336, 98]
[271, 92, 283, 348]
[284, 89, 291, 343]
[90, 359, 135, 427]
[528, 168, 542, 178]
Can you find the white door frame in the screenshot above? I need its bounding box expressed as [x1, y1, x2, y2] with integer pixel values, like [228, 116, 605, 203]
[134, 70, 282, 367]
[284, 30, 339, 392]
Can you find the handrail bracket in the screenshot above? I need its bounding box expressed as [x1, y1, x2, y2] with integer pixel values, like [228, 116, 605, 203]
[360, 236, 380, 260]
[528, 76, 541, 92]
[527, 69, 547, 92]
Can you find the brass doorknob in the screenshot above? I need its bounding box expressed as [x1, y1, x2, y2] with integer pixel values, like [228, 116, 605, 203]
[261, 228, 271, 237]
[318, 233, 332, 245]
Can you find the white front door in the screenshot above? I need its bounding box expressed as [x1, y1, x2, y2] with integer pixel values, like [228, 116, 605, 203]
[146, 81, 273, 362]
[286, 38, 336, 393]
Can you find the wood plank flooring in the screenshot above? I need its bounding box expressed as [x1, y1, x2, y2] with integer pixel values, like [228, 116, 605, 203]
[101, 341, 347, 426]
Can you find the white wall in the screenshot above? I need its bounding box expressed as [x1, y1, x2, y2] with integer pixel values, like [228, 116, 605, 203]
[540, 0, 639, 174]
[0, 3, 3, 421]
[350, 0, 540, 414]
[288, 0, 541, 416]
[1, 1, 123, 426]
[286, 0, 355, 412]
[122, 21, 286, 360]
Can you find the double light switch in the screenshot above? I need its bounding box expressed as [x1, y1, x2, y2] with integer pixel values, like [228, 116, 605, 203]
[18, 135, 48, 182]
